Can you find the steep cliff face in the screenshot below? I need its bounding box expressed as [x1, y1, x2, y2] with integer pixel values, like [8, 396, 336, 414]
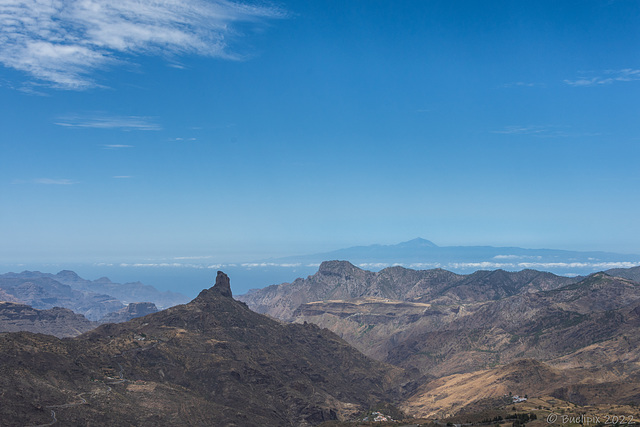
[0, 271, 405, 427]
[287, 270, 640, 418]
[98, 302, 158, 324]
[291, 273, 640, 376]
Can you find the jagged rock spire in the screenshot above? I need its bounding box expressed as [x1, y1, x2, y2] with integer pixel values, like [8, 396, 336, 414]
[213, 271, 232, 298]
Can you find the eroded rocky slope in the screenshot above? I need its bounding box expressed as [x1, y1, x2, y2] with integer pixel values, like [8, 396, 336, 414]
[0, 301, 96, 337]
[238, 261, 576, 320]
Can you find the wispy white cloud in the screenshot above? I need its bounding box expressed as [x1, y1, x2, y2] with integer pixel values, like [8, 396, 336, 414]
[104, 260, 640, 274]
[516, 261, 640, 270]
[55, 114, 161, 130]
[493, 255, 542, 260]
[0, 0, 285, 89]
[564, 69, 640, 87]
[104, 144, 134, 149]
[501, 82, 545, 88]
[358, 262, 392, 269]
[241, 262, 302, 268]
[115, 261, 306, 269]
[33, 178, 77, 185]
[491, 125, 598, 138]
[174, 255, 216, 260]
[491, 125, 549, 135]
[447, 261, 640, 270]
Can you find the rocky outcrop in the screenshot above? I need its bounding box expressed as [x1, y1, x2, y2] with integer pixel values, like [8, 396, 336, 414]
[98, 302, 158, 324]
[213, 270, 232, 297]
[0, 301, 96, 337]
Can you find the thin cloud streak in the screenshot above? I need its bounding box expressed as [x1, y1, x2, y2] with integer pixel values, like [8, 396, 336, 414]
[104, 144, 134, 149]
[491, 125, 548, 135]
[501, 82, 545, 88]
[491, 125, 599, 138]
[33, 178, 77, 185]
[0, 0, 285, 89]
[55, 114, 161, 131]
[108, 260, 640, 271]
[564, 69, 640, 86]
[12, 178, 77, 185]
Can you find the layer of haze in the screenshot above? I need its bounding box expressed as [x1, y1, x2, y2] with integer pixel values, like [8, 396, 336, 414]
[2, 0, 640, 266]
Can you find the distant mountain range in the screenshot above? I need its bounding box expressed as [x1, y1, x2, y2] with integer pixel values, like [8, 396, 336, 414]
[0, 270, 188, 322]
[265, 238, 640, 276]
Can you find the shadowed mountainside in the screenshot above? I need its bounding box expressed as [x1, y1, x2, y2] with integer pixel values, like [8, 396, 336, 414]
[606, 265, 640, 282]
[0, 272, 407, 427]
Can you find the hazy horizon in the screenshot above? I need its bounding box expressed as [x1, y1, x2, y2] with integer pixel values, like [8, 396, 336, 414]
[3, 237, 640, 297]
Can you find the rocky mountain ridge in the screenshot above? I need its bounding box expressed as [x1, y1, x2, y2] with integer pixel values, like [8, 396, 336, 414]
[0, 301, 160, 337]
[238, 260, 578, 320]
[240, 262, 640, 417]
[0, 301, 96, 337]
[285, 267, 640, 374]
[0, 272, 406, 426]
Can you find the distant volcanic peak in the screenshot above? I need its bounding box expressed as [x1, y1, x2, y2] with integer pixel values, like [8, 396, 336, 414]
[399, 238, 438, 248]
[213, 271, 232, 297]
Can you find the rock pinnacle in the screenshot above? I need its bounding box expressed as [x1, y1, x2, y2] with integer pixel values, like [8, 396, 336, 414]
[213, 271, 232, 298]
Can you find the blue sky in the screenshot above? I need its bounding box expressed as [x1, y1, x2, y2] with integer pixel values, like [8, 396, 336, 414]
[2, 0, 640, 266]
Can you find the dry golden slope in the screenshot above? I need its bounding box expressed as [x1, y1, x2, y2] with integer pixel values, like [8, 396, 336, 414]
[401, 359, 563, 418]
